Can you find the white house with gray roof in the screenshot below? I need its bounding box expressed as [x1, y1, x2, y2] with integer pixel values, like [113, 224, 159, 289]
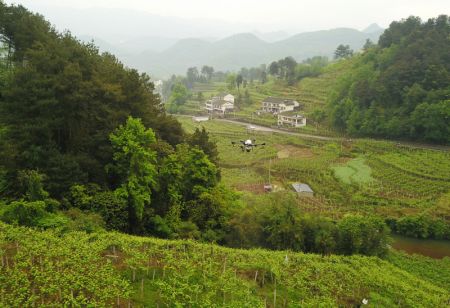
[205, 93, 234, 114]
[261, 97, 299, 114]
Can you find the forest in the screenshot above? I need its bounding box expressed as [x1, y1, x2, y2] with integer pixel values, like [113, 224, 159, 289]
[328, 15, 450, 143]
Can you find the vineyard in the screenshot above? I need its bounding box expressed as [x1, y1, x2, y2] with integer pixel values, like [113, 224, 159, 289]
[176, 117, 450, 225]
[0, 222, 448, 307]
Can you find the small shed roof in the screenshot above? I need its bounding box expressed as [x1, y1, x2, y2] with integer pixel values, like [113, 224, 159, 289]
[292, 183, 313, 193]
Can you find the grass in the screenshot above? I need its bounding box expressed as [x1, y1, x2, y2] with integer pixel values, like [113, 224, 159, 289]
[333, 157, 374, 185]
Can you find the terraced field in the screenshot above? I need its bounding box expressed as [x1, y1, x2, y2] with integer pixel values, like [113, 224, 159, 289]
[177, 116, 450, 224]
[1, 222, 448, 307]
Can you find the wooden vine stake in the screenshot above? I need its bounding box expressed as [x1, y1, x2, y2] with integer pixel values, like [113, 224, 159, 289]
[273, 277, 277, 308]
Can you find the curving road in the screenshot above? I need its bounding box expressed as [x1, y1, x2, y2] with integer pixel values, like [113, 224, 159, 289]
[217, 119, 450, 151]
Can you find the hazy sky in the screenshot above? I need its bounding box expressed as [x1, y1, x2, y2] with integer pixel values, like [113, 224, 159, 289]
[5, 0, 450, 39]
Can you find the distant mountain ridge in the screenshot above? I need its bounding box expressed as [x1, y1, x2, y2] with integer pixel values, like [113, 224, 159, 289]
[86, 26, 383, 78]
[126, 26, 383, 78]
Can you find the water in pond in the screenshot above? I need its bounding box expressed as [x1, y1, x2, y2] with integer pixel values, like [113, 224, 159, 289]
[392, 235, 450, 259]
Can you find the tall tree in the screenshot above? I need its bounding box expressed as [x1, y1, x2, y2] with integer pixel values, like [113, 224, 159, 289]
[109, 117, 157, 234]
[334, 44, 353, 59]
[236, 74, 243, 91]
[201, 65, 214, 82]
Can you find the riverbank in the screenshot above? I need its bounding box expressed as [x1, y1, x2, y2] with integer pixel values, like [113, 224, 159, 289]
[392, 235, 450, 259]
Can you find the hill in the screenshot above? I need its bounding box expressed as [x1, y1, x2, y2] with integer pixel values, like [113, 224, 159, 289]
[328, 15, 450, 144]
[126, 28, 382, 78]
[0, 222, 448, 306]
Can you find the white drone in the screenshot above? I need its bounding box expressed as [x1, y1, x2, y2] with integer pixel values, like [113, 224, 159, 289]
[231, 139, 266, 152]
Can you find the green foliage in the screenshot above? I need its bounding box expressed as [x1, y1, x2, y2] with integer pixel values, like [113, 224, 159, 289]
[0, 2, 183, 200]
[395, 215, 450, 239]
[328, 15, 450, 143]
[334, 44, 353, 59]
[166, 81, 190, 112]
[337, 214, 391, 257]
[91, 191, 128, 232]
[188, 127, 219, 164]
[1, 200, 47, 226]
[64, 208, 105, 233]
[0, 222, 130, 306]
[1, 222, 448, 307]
[17, 170, 49, 201]
[109, 117, 157, 233]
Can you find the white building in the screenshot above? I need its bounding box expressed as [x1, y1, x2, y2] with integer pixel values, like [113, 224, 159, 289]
[261, 97, 299, 114]
[278, 113, 306, 127]
[292, 183, 314, 197]
[205, 93, 234, 114]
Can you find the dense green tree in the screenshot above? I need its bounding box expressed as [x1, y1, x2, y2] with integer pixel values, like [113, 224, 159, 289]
[269, 61, 280, 76]
[334, 44, 353, 59]
[201, 65, 214, 82]
[17, 170, 48, 201]
[0, 3, 184, 198]
[226, 73, 236, 90]
[109, 117, 158, 233]
[337, 214, 390, 256]
[186, 66, 199, 86]
[260, 71, 267, 84]
[363, 39, 375, 51]
[328, 15, 450, 143]
[188, 127, 219, 164]
[166, 82, 189, 112]
[236, 74, 243, 90]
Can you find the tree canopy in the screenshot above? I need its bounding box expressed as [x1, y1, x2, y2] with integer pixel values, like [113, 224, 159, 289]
[328, 15, 450, 143]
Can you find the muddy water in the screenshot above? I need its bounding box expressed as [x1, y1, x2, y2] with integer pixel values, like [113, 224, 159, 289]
[392, 235, 450, 259]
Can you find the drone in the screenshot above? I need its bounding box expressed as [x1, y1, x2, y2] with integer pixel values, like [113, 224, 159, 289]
[231, 139, 266, 152]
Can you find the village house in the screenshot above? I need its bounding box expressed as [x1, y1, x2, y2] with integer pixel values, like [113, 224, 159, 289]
[205, 93, 235, 114]
[291, 183, 314, 197]
[278, 113, 306, 127]
[261, 97, 299, 114]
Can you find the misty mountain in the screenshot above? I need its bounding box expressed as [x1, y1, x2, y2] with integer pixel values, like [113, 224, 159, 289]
[362, 23, 384, 33]
[252, 30, 291, 42]
[118, 27, 383, 78]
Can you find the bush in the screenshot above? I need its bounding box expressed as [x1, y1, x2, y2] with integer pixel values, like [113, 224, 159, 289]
[64, 208, 105, 233]
[395, 215, 450, 239]
[90, 191, 128, 232]
[337, 214, 391, 256]
[1, 200, 47, 226]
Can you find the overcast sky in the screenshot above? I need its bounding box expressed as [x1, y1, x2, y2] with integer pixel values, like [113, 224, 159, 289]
[5, 0, 450, 40]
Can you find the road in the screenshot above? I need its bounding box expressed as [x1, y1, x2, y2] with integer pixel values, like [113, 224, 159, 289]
[219, 119, 336, 141]
[217, 118, 450, 151]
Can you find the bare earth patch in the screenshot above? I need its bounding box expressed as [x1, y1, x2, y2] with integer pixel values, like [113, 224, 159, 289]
[275, 145, 315, 159]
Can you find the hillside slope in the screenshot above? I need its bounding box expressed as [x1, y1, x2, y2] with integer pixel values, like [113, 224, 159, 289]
[0, 222, 448, 307]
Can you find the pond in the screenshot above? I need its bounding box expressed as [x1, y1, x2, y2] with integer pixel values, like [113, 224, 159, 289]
[392, 234, 450, 259]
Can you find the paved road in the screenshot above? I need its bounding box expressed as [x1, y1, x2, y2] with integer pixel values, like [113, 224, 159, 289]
[219, 119, 336, 141]
[217, 118, 450, 151]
